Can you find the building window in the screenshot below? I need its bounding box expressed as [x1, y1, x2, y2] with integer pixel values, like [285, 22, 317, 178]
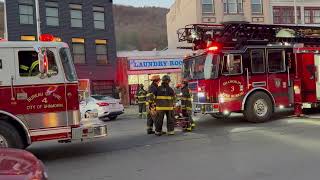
[70, 4, 83, 28]
[19, 0, 34, 24]
[304, 8, 320, 24]
[72, 38, 85, 64]
[93, 6, 105, 29]
[21, 35, 36, 41]
[273, 6, 301, 24]
[95, 40, 109, 65]
[45, 1, 59, 26]
[224, 0, 243, 14]
[251, 0, 263, 14]
[202, 0, 214, 14]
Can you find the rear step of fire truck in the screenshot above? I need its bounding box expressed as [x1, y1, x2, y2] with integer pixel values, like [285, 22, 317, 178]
[59, 117, 107, 143]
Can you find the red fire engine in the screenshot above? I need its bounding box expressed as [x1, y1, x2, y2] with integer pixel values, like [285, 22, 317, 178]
[0, 35, 107, 149]
[178, 23, 320, 123]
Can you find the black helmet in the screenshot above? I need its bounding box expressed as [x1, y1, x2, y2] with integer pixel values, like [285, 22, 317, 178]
[162, 75, 171, 82]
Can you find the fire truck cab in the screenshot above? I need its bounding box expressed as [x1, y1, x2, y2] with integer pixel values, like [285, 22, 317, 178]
[179, 23, 320, 122]
[0, 41, 107, 148]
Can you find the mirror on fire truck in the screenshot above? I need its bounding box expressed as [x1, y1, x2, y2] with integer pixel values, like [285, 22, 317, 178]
[36, 48, 49, 75]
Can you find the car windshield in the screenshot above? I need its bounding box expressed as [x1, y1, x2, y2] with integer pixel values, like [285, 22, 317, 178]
[91, 95, 113, 100]
[183, 53, 219, 80]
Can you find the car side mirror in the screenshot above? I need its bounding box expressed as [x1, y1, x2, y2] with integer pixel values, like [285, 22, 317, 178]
[34, 46, 48, 75]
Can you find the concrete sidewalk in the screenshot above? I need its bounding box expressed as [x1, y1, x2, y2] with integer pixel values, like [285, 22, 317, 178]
[124, 105, 140, 116]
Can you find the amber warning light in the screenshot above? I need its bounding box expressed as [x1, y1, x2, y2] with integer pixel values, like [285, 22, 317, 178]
[207, 46, 219, 52]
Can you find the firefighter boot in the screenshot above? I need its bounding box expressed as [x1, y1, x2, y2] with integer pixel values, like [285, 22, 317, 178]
[167, 131, 175, 136]
[147, 129, 155, 134]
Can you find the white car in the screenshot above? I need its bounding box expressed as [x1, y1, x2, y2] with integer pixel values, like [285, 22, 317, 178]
[80, 95, 124, 120]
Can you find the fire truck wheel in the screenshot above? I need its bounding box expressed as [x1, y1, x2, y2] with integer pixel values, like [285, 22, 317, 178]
[244, 92, 273, 123]
[0, 121, 24, 149]
[211, 112, 231, 119]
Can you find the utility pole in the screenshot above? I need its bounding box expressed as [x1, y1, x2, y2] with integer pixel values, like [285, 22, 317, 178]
[3, 0, 8, 39]
[35, 0, 41, 41]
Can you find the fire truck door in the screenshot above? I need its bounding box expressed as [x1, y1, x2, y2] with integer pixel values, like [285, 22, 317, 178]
[13, 48, 68, 130]
[267, 49, 289, 106]
[249, 49, 268, 89]
[0, 48, 15, 107]
[314, 54, 320, 100]
[219, 54, 247, 111]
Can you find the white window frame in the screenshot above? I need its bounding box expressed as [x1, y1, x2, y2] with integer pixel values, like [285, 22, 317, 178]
[202, 0, 215, 14]
[223, 0, 243, 14]
[251, 0, 263, 14]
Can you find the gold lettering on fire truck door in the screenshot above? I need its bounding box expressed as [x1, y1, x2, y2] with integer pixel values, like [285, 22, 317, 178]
[26, 92, 64, 110]
[221, 80, 245, 98]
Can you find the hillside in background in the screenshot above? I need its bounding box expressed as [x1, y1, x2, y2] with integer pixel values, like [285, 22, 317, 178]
[113, 5, 169, 51]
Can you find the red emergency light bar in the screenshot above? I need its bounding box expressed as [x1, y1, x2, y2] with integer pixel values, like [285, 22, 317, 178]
[39, 34, 55, 42]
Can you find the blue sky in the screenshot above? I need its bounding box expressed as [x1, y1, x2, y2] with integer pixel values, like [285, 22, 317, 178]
[113, 0, 174, 8]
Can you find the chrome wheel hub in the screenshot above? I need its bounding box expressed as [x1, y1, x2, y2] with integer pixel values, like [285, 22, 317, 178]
[254, 99, 268, 117]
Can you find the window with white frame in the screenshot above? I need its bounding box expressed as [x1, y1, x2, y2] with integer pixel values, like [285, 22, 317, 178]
[251, 0, 263, 14]
[304, 8, 320, 24]
[93, 6, 105, 29]
[70, 4, 83, 28]
[19, 0, 34, 24]
[202, 0, 214, 14]
[223, 0, 243, 14]
[46, 1, 59, 26]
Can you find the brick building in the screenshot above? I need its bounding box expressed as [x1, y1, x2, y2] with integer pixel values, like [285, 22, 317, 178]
[5, 0, 117, 96]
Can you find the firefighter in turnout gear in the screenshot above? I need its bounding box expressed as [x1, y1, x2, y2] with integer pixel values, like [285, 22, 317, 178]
[181, 79, 195, 131]
[146, 75, 161, 134]
[136, 84, 147, 118]
[155, 75, 175, 136]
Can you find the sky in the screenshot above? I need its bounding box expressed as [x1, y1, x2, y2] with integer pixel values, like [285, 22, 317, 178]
[113, 0, 174, 8]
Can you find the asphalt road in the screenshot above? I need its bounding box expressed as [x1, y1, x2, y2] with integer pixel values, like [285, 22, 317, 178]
[28, 111, 320, 180]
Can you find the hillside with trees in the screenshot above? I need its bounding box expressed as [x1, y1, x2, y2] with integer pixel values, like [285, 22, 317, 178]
[113, 5, 169, 51]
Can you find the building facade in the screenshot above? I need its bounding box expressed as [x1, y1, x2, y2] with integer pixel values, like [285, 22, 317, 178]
[117, 49, 191, 105]
[5, 0, 117, 96]
[167, 0, 320, 49]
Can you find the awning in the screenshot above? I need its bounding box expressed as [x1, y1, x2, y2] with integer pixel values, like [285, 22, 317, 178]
[127, 68, 181, 75]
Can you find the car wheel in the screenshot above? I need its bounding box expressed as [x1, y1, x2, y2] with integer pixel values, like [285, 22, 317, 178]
[211, 112, 231, 119]
[109, 116, 118, 120]
[244, 92, 273, 123]
[0, 121, 24, 149]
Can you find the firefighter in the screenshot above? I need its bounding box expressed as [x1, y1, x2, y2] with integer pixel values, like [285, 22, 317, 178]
[136, 84, 147, 118]
[146, 75, 161, 134]
[19, 52, 39, 76]
[155, 75, 175, 136]
[181, 79, 195, 131]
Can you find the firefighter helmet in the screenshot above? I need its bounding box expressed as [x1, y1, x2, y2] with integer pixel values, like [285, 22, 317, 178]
[162, 75, 171, 82]
[150, 75, 160, 82]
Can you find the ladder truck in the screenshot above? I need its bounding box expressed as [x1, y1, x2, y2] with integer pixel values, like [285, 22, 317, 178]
[178, 23, 320, 122]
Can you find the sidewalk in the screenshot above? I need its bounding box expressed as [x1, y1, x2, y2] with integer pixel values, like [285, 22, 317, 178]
[124, 105, 139, 116]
